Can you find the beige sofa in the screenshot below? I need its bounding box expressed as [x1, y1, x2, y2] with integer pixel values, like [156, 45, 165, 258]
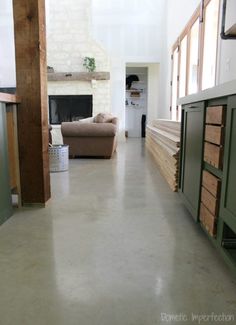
[61, 114, 118, 158]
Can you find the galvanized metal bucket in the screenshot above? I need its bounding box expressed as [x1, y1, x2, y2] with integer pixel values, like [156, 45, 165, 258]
[49, 145, 69, 172]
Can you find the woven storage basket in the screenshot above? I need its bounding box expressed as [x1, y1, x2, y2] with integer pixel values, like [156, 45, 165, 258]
[49, 145, 69, 172]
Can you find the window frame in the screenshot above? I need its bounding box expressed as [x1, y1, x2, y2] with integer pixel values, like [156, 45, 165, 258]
[170, 0, 220, 121]
[199, 0, 221, 90]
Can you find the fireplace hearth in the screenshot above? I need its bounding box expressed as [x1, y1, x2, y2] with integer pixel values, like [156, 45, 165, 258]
[49, 95, 93, 124]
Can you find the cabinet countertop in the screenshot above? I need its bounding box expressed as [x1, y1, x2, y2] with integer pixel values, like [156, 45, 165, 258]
[177, 79, 236, 105]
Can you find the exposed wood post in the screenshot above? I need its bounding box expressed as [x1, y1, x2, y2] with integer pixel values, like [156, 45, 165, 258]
[13, 0, 51, 204]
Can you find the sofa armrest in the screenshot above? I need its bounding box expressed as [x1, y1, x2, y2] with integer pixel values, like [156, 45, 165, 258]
[61, 122, 117, 137]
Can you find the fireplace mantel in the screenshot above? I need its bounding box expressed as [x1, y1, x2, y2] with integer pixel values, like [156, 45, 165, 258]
[47, 71, 110, 82]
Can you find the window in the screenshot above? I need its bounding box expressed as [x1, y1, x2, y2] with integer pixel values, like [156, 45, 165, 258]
[188, 18, 200, 94]
[171, 47, 179, 121]
[201, 0, 220, 90]
[179, 36, 187, 98]
[170, 0, 220, 121]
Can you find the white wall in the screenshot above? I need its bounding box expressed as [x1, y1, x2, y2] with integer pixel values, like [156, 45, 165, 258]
[0, 0, 15, 88]
[218, 40, 236, 84]
[109, 57, 126, 138]
[92, 0, 166, 62]
[91, 0, 166, 130]
[217, 0, 236, 84]
[147, 64, 160, 122]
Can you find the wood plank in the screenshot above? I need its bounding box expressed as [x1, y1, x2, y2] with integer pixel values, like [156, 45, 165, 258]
[146, 128, 179, 157]
[146, 136, 179, 170]
[146, 146, 179, 179]
[146, 120, 180, 192]
[202, 170, 221, 198]
[48, 72, 110, 81]
[147, 131, 179, 155]
[201, 187, 219, 216]
[204, 142, 223, 169]
[205, 125, 224, 145]
[13, 0, 51, 204]
[206, 106, 226, 125]
[148, 153, 178, 190]
[152, 119, 181, 137]
[200, 203, 217, 237]
[0, 92, 20, 104]
[146, 126, 180, 152]
[147, 125, 180, 144]
[146, 135, 179, 192]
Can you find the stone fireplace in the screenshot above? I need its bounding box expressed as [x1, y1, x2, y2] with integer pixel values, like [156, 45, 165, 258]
[46, 0, 111, 122]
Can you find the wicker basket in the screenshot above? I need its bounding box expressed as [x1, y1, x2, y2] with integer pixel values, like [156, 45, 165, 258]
[49, 145, 69, 172]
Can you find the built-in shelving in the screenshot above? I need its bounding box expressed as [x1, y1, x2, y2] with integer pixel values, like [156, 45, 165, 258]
[125, 67, 148, 138]
[126, 106, 144, 109]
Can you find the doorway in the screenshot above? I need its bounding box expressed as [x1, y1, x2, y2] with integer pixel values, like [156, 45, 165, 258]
[125, 66, 148, 138]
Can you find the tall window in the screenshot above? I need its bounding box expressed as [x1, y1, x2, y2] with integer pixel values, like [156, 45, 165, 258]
[171, 47, 179, 121]
[188, 18, 200, 94]
[202, 0, 220, 90]
[170, 0, 220, 121]
[179, 36, 187, 98]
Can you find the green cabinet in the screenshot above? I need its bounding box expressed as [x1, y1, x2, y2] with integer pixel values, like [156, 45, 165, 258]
[180, 102, 205, 220]
[179, 91, 236, 273]
[0, 103, 12, 225]
[220, 95, 236, 234]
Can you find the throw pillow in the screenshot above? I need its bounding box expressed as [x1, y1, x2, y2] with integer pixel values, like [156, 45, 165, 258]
[77, 117, 95, 123]
[94, 113, 113, 123]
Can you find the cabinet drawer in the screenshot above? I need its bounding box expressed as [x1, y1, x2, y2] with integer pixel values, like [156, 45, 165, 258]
[202, 170, 221, 198]
[200, 203, 217, 237]
[205, 125, 224, 145]
[206, 106, 225, 125]
[204, 142, 223, 169]
[201, 187, 219, 216]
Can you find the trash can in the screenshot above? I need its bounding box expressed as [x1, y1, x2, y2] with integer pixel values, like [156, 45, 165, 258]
[141, 114, 146, 138]
[49, 145, 69, 172]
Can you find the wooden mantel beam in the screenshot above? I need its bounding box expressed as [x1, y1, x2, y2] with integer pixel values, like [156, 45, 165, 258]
[13, 0, 51, 204]
[47, 72, 110, 82]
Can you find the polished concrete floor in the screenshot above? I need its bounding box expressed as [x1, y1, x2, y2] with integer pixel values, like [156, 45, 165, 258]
[0, 139, 236, 325]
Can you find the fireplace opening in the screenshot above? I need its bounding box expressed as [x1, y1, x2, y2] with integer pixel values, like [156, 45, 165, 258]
[49, 95, 93, 124]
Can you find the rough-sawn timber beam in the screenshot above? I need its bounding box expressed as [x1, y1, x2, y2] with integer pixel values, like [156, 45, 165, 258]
[48, 72, 110, 81]
[13, 0, 51, 204]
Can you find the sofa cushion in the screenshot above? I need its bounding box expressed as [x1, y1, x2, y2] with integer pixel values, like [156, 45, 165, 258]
[94, 113, 113, 123]
[61, 122, 117, 137]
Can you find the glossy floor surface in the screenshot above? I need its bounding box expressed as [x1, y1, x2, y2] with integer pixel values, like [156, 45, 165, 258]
[0, 139, 236, 325]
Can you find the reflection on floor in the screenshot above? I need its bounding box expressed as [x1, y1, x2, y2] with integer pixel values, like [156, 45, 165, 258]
[0, 139, 235, 325]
